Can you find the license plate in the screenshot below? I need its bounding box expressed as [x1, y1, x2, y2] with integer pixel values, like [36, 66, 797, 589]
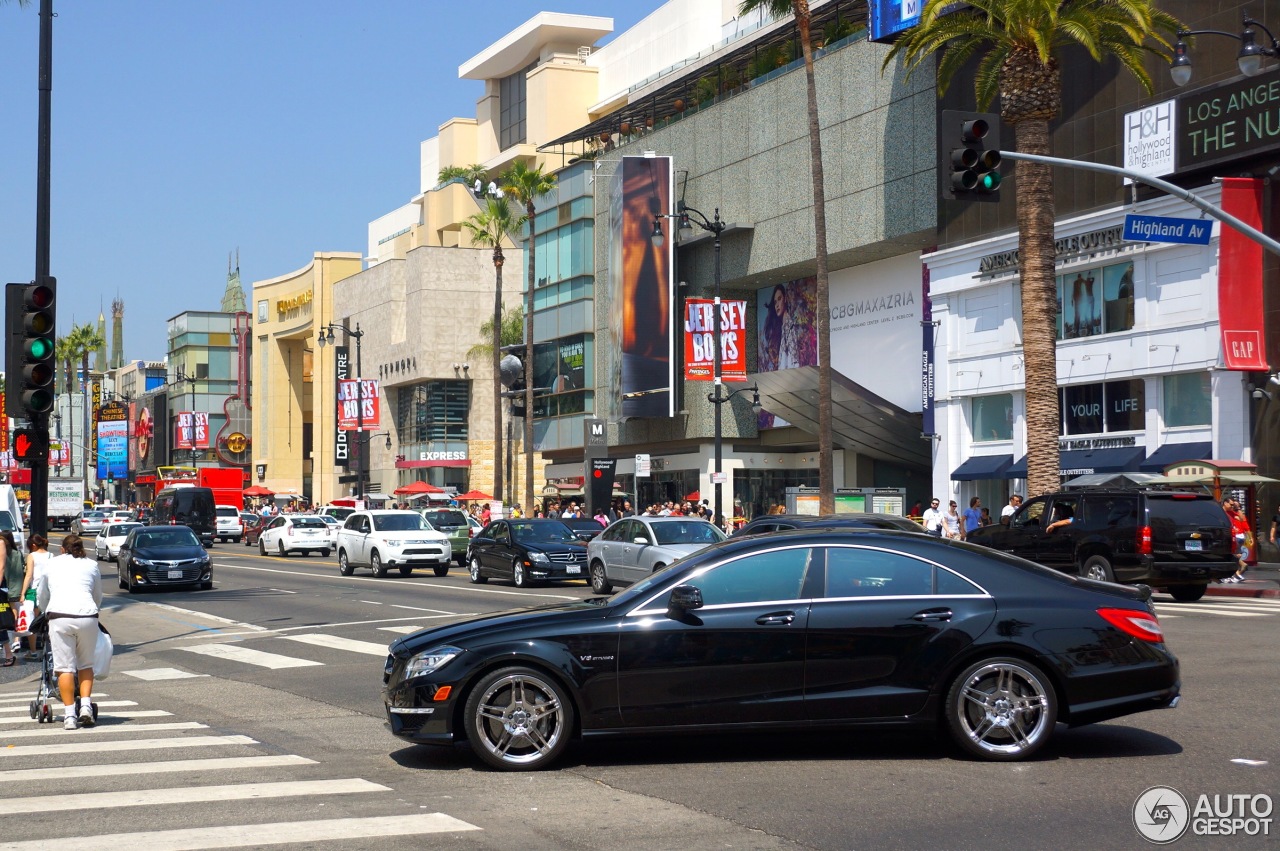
[1185, 539, 1203, 551]
[167, 569, 183, 579]
[566, 565, 581, 575]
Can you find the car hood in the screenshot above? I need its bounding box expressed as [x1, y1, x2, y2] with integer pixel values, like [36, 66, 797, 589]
[369, 530, 449, 542]
[515, 541, 587, 555]
[390, 600, 608, 656]
[130, 545, 208, 560]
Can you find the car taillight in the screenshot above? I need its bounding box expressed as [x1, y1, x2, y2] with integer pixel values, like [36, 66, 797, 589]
[1137, 525, 1153, 555]
[1097, 607, 1164, 643]
[288, 524, 294, 537]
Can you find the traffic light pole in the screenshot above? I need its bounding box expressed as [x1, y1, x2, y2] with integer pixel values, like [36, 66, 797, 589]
[30, 0, 54, 536]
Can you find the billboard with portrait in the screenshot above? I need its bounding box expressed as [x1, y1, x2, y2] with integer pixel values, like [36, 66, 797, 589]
[755, 276, 818, 428]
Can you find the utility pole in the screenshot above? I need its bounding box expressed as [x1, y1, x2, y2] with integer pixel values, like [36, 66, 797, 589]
[29, 0, 55, 536]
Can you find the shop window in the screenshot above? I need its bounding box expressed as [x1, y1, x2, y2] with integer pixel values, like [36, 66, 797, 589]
[1104, 379, 1144, 432]
[1057, 260, 1136, 340]
[971, 394, 1013, 442]
[1163, 372, 1211, 427]
[1061, 380, 1145, 436]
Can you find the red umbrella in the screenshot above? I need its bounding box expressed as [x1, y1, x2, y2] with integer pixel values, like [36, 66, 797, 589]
[456, 490, 493, 501]
[243, 485, 274, 497]
[685, 490, 700, 501]
[394, 480, 445, 496]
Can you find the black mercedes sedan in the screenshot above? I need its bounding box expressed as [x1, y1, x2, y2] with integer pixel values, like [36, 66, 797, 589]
[117, 525, 213, 593]
[466, 518, 588, 586]
[384, 529, 1179, 771]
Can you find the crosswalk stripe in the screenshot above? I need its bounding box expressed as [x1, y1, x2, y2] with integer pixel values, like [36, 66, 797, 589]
[179, 644, 323, 669]
[0, 700, 137, 714]
[282, 634, 389, 656]
[2, 777, 388, 815]
[0, 754, 315, 784]
[0, 721, 205, 741]
[378, 625, 420, 634]
[1154, 604, 1266, 617]
[120, 668, 209, 681]
[0, 734, 257, 758]
[0, 813, 481, 849]
[0, 710, 171, 725]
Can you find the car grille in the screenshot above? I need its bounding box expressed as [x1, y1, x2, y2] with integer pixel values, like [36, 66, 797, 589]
[403, 546, 448, 557]
[144, 559, 205, 583]
[548, 551, 586, 565]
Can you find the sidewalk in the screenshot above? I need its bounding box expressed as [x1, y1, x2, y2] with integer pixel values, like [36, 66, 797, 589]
[1205, 561, 1280, 599]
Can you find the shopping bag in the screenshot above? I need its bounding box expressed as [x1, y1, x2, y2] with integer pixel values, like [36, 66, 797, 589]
[93, 625, 113, 680]
[15, 601, 33, 636]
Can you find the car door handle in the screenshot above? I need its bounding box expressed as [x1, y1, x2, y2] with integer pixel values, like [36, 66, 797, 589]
[911, 609, 953, 622]
[756, 612, 795, 626]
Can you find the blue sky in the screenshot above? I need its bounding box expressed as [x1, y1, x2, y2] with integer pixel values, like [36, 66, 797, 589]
[0, 0, 648, 360]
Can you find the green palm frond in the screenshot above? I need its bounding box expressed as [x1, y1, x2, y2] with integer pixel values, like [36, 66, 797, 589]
[462, 197, 524, 251]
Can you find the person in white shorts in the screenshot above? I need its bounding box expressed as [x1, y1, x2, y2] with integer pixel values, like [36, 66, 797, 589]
[35, 534, 102, 730]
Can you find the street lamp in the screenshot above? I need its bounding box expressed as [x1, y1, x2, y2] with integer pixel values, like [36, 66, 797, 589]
[318, 322, 365, 501]
[1170, 14, 1279, 86]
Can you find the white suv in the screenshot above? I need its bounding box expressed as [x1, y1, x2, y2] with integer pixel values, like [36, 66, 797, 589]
[214, 505, 244, 543]
[336, 510, 451, 577]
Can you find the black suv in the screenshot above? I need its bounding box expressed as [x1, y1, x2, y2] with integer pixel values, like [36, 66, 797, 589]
[732, 513, 924, 537]
[965, 489, 1235, 601]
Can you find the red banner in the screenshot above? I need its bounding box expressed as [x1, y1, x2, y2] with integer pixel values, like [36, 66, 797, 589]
[193, 411, 210, 448]
[1219, 177, 1269, 371]
[683, 298, 748, 381]
[175, 411, 194, 449]
[337, 379, 381, 431]
[0, 392, 6, 454]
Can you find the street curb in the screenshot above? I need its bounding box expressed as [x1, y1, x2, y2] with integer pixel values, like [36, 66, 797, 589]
[1205, 584, 1280, 599]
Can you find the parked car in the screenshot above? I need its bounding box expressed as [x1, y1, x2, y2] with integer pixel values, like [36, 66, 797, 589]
[117, 525, 213, 593]
[94, 522, 143, 561]
[562, 517, 606, 543]
[215, 505, 245, 543]
[466, 518, 588, 587]
[587, 516, 726, 593]
[384, 528, 1180, 771]
[965, 489, 1237, 601]
[337, 510, 452, 577]
[418, 508, 473, 566]
[242, 514, 267, 547]
[72, 511, 108, 536]
[258, 515, 332, 557]
[733, 512, 925, 538]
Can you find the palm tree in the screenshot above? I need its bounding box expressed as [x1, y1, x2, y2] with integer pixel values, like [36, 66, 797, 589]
[502, 160, 557, 515]
[738, 0, 833, 512]
[462, 197, 525, 504]
[886, 0, 1180, 497]
[467, 305, 525, 361]
[55, 336, 75, 396]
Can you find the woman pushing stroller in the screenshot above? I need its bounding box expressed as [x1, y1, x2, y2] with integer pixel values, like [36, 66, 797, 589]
[35, 534, 101, 730]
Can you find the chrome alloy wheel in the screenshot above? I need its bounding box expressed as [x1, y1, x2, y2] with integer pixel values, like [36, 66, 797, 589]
[467, 669, 571, 770]
[951, 660, 1054, 759]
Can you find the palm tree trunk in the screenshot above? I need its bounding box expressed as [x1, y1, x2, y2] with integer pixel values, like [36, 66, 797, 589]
[795, 0, 834, 513]
[1015, 119, 1060, 497]
[492, 249, 505, 504]
[524, 201, 536, 515]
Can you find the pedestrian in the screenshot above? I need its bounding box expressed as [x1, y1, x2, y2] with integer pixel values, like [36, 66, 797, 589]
[593, 508, 609, 527]
[980, 507, 992, 526]
[1, 531, 23, 659]
[921, 498, 944, 537]
[35, 534, 103, 730]
[942, 500, 963, 540]
[1001, 494, 1023, 525]
[963, 497, 984, 535]
[910, 500, 922, 518]
[1225, 498, 1251, 582]
[18, 534, 52, 661]
[473, 177, 482, 196]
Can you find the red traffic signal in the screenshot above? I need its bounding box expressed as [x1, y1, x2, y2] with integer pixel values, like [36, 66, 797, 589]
[13, 428, 46, 463]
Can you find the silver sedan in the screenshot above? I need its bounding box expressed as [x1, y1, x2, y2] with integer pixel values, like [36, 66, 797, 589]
[73, 511, 108, 536]
[586, 516, 725, 593]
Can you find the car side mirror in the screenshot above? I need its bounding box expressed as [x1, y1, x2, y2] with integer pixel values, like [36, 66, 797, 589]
[633, 536, 649, 545]
[668, 585, 703, 612]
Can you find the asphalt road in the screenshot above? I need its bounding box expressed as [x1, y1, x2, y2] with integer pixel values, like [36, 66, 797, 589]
[1, 541, 1276, 850]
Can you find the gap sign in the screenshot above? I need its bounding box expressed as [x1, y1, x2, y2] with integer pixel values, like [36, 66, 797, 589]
[1123, 214, 1212, 245]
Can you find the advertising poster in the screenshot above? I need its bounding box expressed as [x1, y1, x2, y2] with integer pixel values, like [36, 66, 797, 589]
[755, 276, 818, 428]
[337, 379, 381, 431]
[1060, 270, 1103, 339]
[193, 411, 210, 448]
[175, 411, 194, 450]
[96, 419, 128, 480]
[684, 298, 747, 381]
[612, 155, 674, 419]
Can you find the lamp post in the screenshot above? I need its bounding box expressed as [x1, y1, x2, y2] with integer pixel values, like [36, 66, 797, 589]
[318, 322, 365, 503]
[1170, 14, 1279, 86]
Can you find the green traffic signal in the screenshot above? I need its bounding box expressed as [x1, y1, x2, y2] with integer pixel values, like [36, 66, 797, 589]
[25, 337, 54, 360]
[18, 278, 56, 416]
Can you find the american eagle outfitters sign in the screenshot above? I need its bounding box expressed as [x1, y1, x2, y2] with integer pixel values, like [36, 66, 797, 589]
[978, 225, 1126, 275]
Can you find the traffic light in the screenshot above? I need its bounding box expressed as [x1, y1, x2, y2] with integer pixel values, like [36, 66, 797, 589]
[510, 378, 527, 418]
[12, 427, 47, 464]
[21, 279, 56, 416]
[940, 110, 1002, 202]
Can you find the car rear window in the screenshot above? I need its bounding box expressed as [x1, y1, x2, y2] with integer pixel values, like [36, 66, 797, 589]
[291, 518, 327, 529]
[216, 507, 240, 518]
[1147, 495, 1230, 526]
[424, 511, 468, 528]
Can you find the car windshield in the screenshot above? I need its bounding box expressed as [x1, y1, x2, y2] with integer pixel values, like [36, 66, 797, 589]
[134, 529, 200, 548]
[317, 515, 339, 526]
[373, 514, 428, 532]
[110, 524, 142, 537]
[0, 512, 15, 532]
[511, 521, 578, 544]
[290, 517, 327, 529]
[652, 522, 726, 545]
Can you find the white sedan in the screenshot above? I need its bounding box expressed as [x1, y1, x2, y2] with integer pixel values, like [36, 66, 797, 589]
[258, 515, 332, 557]
[95, 522, 144, 562]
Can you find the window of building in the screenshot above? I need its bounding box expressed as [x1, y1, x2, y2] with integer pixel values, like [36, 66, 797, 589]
[395, 380, 470, 447]
[532, 335, 591, 417]
[1163, 372, 1211, 427]
[1056, 260, 1135, 340]
[257, 300, 268, 323]
[971, 394, 1013, 442]
[498, 62, 534, 150]
[1060, 379, 1145, 436]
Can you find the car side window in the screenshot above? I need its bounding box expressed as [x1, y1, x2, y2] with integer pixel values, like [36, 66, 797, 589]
[1100, 496, 1138, 528]
[681, 547, 811, 606]
[936, 568, 984, 596]
[631, 521, 650, 544]
[1015, 498, 1048, 528]
[603, 522, 626, 542]
[493, 524, 510, 544]
[823, 547, 933, 597]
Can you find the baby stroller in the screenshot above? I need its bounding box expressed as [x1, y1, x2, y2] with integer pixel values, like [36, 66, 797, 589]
[27, 613, 98, 724]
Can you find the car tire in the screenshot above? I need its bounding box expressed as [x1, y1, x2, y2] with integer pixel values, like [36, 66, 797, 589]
[652, 563, 666, 574]
[945, 656, 1058, 761]
[589, 560, 612, 594]
[399, 565, 413, 576]
[371, 551, 387, 578]
[338, 551, 354, 576]
[320, 549, 330, 558]
[433, 565, 449, 577]
[199, 580, 213, 591]
[118, 567, 128, 590]
[126, 573, 140, 595]
[1079, 555, 1114, 583]
[278, 541, 288, 558]
[1168, 584, 1208, 602]
[513, 561, 528, 588]
[463, 666, 575, 771]
[259, 540, 267, 557]
[469, 557, 487, 584]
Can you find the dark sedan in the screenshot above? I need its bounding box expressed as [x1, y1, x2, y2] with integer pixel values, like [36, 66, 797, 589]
[733, 512, 924, 537]
[384, 529, 1179, 771]
[562, 517, 606, 542]
[466, 518, 588, 587]
[117, 525, 213, 593]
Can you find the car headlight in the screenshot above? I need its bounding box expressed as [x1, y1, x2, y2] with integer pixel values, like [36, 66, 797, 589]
[404, 645, 462, 679]
[528, 551, 550, 564]
[133, 557, 155, 567]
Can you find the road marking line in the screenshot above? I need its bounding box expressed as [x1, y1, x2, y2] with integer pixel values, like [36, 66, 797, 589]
[359, 600, 383, 605]
[0, 734, 257, 758]
[180, 644, 324, 669]
[281, 634, 389, 657]
[177, 614, 469, 640]
[0, 754, 315, 783]
[1, 721, 206, 741]
[1153, 604, 1265, 617]
[0, 710, 171, 725]
[378, 625, 420, 634]
[140, 601, 268, 632]
[0, 700, 137, 715]
[120, 668, 210, 681]
[390, 604, 461, 614]
[1, 777, 388, 815]
[208, 561, 578, 599]
[0, 813, 481, 849]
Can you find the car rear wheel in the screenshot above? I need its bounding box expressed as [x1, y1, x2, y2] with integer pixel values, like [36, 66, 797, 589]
[1080, 555, 1114, 583]
[1168, 584, 1208, 602]
[469, 557, 487, 584]
[946, 657, 1057, 761]
[463, 666, 574, 771]
[371, 551, 387, 578]
[338, 551, 354, 576]
[589, 560, 612, 594]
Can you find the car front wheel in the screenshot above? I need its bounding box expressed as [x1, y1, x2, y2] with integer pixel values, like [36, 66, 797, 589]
[513, 561, 528, 588]
[945, 657, 1057, 761]
[371, 551, 387, 578]
[589, 560, 612, 594]
[338, 551, 354, 576]
[469, 557, 487, 584]
[463, 666, 574, 771]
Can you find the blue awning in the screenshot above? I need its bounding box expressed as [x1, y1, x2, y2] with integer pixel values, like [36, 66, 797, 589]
[1139, 441, 1213, 473]
[1006, 446, 1146, 478]
[950, 454, 1013, 481]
